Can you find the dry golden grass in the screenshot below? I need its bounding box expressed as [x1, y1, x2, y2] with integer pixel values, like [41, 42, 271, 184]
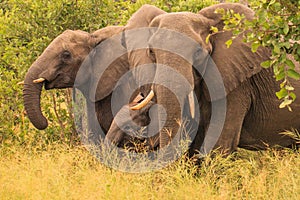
[0, 144, 299, 200]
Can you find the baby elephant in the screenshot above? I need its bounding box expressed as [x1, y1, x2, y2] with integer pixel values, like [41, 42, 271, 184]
[104, 91, 159, 151]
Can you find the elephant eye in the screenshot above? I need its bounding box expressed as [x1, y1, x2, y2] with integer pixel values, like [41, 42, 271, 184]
[61, 50, 72, 61]
[147, 48, 155, 60]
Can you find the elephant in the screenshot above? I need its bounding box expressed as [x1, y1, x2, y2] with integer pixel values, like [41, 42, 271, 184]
[22, 27, 123, 132]
[21, 5, 166, 142]
[106, 3, 300, 155]
[105, 93, 160, 151]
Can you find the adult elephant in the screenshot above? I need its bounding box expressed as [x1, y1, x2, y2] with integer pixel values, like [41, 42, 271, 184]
[21, 5, 165, 136]
[109, 3, 300, 154]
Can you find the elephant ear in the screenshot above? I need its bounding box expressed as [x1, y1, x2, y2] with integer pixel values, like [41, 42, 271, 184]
[199, 3, 271, 101]
[76, 26, 129, 102]
[89, 33, 129, 102]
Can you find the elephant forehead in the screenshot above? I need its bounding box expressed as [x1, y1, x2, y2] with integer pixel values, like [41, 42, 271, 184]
[148, 29, 208, 60]
[151, 13, 209, 44]
[154, 12, 208, 30]
[58, 30, 89, 44]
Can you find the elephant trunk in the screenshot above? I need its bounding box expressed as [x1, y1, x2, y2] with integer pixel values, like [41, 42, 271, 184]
[156, 85, 181, 148]
[154, 53, 194, 148]
[23, 64, 48, 130]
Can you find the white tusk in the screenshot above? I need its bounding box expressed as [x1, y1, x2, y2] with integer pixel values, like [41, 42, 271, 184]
[132, 93, 144, 103]
[188, 91, 195, 119]
[130, 90, 154, 110]
[17, 81, 24, 85]
[33, 78, 45, 83]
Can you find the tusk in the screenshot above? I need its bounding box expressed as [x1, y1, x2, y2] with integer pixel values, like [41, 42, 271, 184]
[33, 78, 45, 83]
[17, 81, 24, 85]
[188, 91, 195, 119]
[132, 93, 144, 103]
[130, 90, 154, 110]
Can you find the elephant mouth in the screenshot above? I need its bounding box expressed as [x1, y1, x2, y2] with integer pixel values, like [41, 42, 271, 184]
[45, 81, 73, 90]
[44, 75, 74, 90]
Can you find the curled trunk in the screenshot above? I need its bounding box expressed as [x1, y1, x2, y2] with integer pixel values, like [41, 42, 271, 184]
[23, 66, 48, 130]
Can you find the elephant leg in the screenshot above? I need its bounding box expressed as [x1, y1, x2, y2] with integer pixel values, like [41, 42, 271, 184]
[212, 86, 251, 154]
[187, 120, 205, 157]
[86, 100, 101, 145]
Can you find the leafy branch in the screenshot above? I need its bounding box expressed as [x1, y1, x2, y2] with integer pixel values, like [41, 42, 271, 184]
[212, 0, 300, 110]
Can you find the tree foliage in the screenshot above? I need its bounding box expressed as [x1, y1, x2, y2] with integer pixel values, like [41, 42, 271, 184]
[215, 0, 300, 110]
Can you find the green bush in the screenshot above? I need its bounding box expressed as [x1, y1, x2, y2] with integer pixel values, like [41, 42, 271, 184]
[0, 0, 218, 148]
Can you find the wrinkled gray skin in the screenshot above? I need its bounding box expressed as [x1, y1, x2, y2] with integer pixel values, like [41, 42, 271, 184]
[110, 3, 300, 154]
[105, 101, 159, 149]
[22, 5, 165, 134]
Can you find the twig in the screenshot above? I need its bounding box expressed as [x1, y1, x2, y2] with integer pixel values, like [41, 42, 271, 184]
[65, 88, 78, 145]
[51, 92, 65, 140]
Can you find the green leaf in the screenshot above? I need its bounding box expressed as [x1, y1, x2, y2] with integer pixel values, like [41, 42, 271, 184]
[210, 26, 218, 33]
[287, 69, 300, 80]
[260, 60, 271, 68]
[275, 70, 285, 81]
[225, 39, 232, 48]
[232, 29, 240, 35]
[285, 59, 295, 69]
[283, 23, 289, 35]
[251, 41, 260, 52]
[274, 3, 282, 11]
[282, 42, 291, 49]
[290, 92, 297, 101]
[276, 88, 288, 99]
[234, 13, 242, 20]
[273, 44, 281, 54]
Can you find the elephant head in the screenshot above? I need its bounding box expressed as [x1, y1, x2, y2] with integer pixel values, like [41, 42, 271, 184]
[123, 3, 270, 149]
[104, 92, 158, 149]
[22, 26, 124, 130]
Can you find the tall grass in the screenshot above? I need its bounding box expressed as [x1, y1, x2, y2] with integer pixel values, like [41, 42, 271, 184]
[1, 145, 299, 199]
